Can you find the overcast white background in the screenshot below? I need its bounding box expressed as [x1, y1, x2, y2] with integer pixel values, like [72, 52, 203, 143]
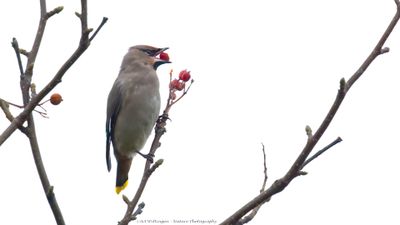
[1, 0, 400, 224]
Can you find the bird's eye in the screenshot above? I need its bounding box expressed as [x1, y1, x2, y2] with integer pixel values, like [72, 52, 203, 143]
[139, 48, 155, 56]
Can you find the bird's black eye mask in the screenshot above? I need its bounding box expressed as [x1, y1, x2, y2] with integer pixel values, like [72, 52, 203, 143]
[139, 48, 161, 57]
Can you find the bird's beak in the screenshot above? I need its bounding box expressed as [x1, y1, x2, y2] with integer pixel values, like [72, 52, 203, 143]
[152, 47, 171, 69]
[156, 47, 169, 55]
[149, 47, 169, 57]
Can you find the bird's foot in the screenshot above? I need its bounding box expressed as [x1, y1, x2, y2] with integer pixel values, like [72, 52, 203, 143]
[136, 151, 155, 163]
[157, 113, 171, 123]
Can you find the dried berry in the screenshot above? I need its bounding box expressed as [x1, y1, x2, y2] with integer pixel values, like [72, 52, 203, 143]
[170, 79, 185, 91]
[50, 93, 63, 105]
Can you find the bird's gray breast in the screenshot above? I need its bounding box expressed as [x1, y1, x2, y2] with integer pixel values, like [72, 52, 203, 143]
[113, 69, 161, 156]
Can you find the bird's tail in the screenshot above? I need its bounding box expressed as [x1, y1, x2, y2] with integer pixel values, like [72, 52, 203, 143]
[115, 157, 132, 194]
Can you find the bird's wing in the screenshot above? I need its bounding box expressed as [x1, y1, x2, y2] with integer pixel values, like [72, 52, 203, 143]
[106, 82, 122, 172]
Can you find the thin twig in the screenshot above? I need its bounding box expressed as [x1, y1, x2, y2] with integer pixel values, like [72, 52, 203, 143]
[219, 2, 400, 224]
[301, 137, 343, 170]
[260, 143, 268, 191]
[89, 17, 108, 42]
[1, 98, 48, 118]
[169, 79, 194, 107]
[236, 143, 269, 225]
[11, 38, 24, 75]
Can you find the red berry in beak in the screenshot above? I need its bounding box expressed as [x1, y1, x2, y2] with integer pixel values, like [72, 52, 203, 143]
[159, 52, 170, 61]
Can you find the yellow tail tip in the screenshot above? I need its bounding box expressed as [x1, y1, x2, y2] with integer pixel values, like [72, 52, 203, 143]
[115, 180, 129, 194]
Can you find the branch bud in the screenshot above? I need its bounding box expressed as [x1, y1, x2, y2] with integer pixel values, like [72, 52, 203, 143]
[26, 63, 34, 73]
[339, 77, 346, 92]
[122, 195, 130, 205]
[298, 171, 308, 176]
[305, 125, 312, 137]
[30, 83, 37, 97]
[380, 47, 390, 54]
[47, 6, 64, 17]
[19, 49, 29, 57]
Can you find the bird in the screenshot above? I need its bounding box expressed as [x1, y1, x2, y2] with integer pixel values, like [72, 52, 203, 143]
[106, 45, 170, 194]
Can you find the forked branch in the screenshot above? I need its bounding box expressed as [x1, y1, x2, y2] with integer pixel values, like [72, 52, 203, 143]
[0, 2, 107, 146]
[220, 1, 400, 224]
[0, 1, 107, 225]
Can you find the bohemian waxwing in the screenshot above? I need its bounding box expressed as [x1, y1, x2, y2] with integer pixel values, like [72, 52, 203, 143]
[106, 45, 170, 194]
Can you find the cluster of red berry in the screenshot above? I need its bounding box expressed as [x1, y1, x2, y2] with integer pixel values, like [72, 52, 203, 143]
[170, 69, 191, 91]
[159, 51, 192, 101]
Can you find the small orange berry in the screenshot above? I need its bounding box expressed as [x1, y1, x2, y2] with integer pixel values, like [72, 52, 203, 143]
[50, 93, 63, 105]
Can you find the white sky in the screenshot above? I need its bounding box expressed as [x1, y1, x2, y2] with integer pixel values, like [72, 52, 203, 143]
[1, 0, 400, 224]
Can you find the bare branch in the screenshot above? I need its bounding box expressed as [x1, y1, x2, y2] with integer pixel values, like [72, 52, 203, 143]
[11, 38, 24, 75]
[20, 0, 48, 106]
[46, 6, 63, 19]
[11, 0, 65, 224]
[0, 99, 14, 122]
[301, 137, 343, 170]
[89, 17, 108, 42]
[0, 2, 107, 146]
[0, 98, 48, 118]
[0, 1, 107, 225]
[260, 143, 268, 192]
[149, 159, 164, 175]
[0, 99, 29, 134]
[26, 115, 65, 225]
[345, 2, 400, 91]
[236, 144, 269, 225]
[131, 202, 145, 221]
[78, 0, 90, 42]
[219, 2, 400, 224]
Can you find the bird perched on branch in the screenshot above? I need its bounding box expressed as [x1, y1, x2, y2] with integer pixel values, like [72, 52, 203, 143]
[106, 45, 170, 194]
